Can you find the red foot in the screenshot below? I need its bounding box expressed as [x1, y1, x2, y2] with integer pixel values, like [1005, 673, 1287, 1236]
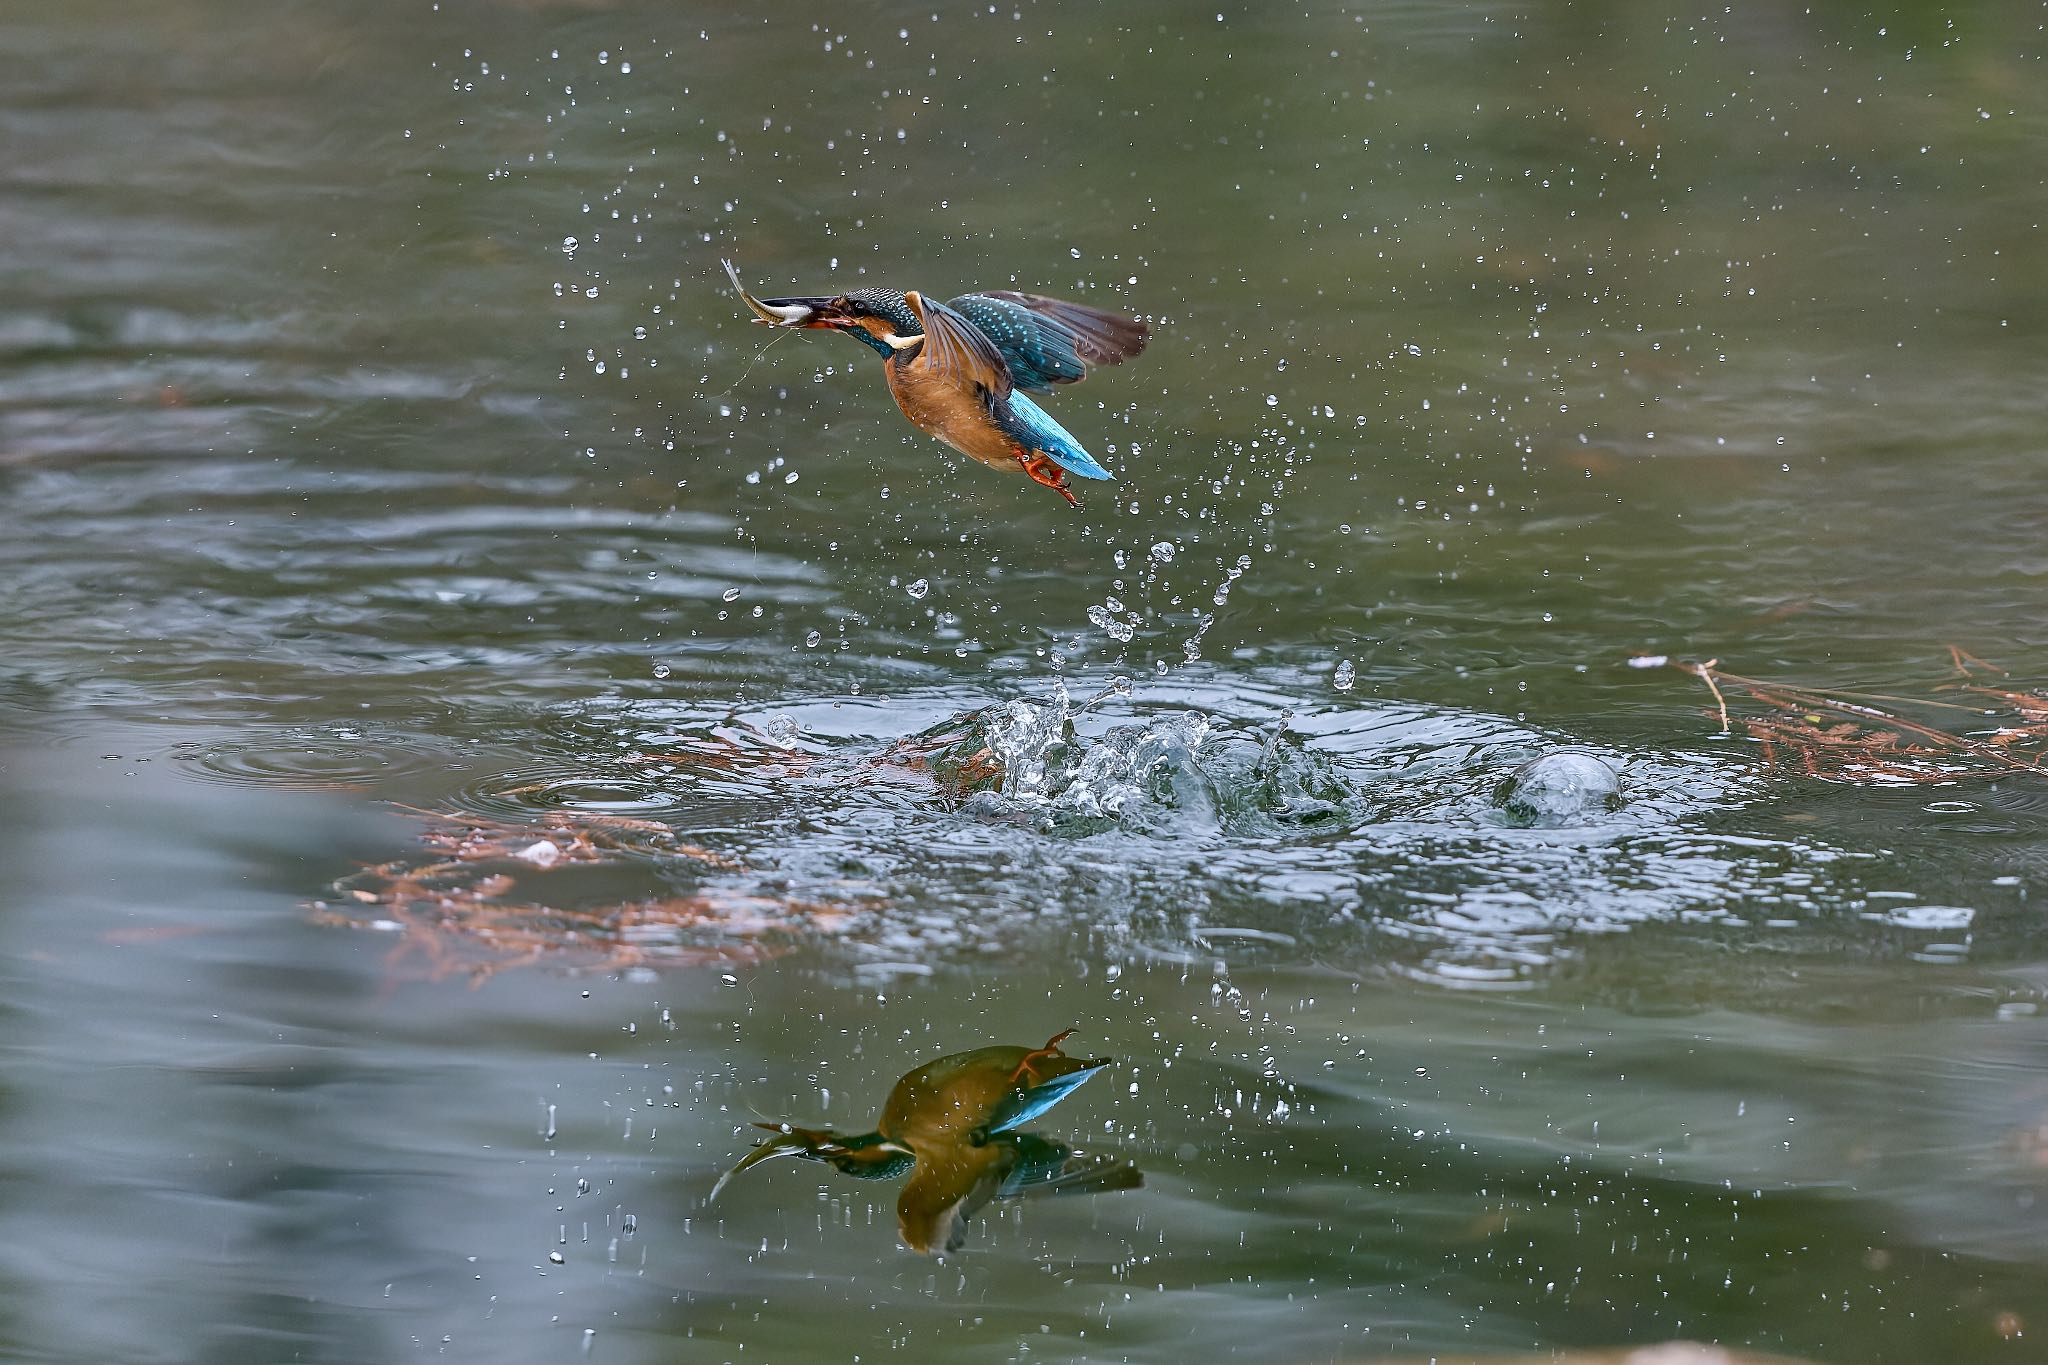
[1016, 450, 1079, 507]
[1006, 1029, 1078, 1087]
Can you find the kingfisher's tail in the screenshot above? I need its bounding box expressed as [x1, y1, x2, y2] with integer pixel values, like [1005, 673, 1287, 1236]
[1005, 391, 1115, 481]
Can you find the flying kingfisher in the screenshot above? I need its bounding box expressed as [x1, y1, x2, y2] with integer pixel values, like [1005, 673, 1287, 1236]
[709, 1029, 1142, 1255]
[723, 260, 1149, 506]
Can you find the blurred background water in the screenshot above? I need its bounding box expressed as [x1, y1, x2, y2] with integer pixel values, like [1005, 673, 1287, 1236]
[3, 1, 2047, 1361]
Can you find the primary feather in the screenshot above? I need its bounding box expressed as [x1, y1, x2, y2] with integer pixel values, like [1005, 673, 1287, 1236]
[947, 292, 1149, 394]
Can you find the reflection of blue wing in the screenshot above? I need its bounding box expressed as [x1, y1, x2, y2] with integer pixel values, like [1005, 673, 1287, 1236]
[1001, 392, 1115, 481]
[993, 1133, 1145, 1200]
[981, 1060, 1109, 1137]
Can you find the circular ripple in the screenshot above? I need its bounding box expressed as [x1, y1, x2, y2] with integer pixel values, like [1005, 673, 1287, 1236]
[449, 763, 688, 821]
[164, 728, 451, 791]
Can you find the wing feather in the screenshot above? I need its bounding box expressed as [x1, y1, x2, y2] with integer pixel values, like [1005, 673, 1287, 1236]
[904, 291, 1012, 400]
[948, 291, 1149, 391]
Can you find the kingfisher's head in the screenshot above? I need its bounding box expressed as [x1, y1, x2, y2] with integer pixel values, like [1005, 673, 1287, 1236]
[753, 287, 923, 359]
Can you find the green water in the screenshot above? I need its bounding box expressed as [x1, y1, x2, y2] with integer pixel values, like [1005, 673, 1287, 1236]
[3, 2, 2046, 1361]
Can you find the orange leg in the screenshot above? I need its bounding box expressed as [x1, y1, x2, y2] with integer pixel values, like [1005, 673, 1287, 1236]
[1016, 449, 1080, 507]
[1005, 1028, 1077, 1087]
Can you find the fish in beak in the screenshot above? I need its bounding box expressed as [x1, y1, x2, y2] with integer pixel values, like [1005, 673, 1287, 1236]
[722, 258, 848, 329]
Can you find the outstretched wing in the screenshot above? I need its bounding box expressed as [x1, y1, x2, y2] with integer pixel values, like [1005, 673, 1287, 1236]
[947, 291, 1149, 393]
[904, 291, 1013, 400]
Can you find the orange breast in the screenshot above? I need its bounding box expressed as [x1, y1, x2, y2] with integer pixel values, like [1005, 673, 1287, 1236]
[885, 362, 1019, 471]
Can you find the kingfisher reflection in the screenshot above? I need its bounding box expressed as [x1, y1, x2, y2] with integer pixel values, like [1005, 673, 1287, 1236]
[711, 1029, 1142, 1254]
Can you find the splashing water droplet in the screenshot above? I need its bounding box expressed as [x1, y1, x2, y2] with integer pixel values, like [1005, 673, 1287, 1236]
[906, 578, 930, 600]
[1149, 542, 1176, 563]
[651, 662, 672, 680]
[1333, 659, 1356, 691]
[804, 630, 822, 648]
[722, 586, 741, 602]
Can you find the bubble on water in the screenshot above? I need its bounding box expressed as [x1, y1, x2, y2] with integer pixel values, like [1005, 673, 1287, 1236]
[1149, 542, 1176, 563]
[1332, 659, 1356, 691]
[651, 662, 671, 680]
[804, 630, 822, 648]
[722, 586, 741, 602]
[1265, 394, 1279, 407]
[1494, 751, 1624, 827]
[906, 578, 930, 600]
[764, 715, 800, 748]
[562, 236, 579, 256]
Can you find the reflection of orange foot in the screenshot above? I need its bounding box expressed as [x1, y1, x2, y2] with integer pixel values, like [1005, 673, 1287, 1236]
[1016, 451, 1079, 506]
[1007, 1028, 1077, 1086]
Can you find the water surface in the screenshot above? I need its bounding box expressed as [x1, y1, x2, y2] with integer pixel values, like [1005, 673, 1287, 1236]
[3, 2, 2047, 1362]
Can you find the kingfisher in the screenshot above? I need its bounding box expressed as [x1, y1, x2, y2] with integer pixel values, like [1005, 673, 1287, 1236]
[709, 1029, 1142, 1255]
[723, 260, 1148, 506]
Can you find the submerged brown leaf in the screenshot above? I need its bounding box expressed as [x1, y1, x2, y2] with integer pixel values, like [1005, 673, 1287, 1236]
[1680, 654, 2048, 786]
[313, 804, 871, 984]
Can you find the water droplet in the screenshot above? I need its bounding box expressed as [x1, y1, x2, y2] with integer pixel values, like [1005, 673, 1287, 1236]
[722, 587, 741, 602]
[765, 715, 800, 748]
[1333, 659, 1356, 691]
[906, 578, 930, 600]
[621, 1213, 638, 1235]
[651, 662, 671, 680]
[562, 236, 579, 255]
[804, 630, 822, 648]
[548, 1250, 566, 1264]
[1148, 542, 1176, 563]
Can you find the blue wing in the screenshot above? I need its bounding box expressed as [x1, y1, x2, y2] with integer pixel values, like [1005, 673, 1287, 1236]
[947, 292, 1148, 394]
[1000, 392, 1115, 482]
[980, 1059, 1110, 1136]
